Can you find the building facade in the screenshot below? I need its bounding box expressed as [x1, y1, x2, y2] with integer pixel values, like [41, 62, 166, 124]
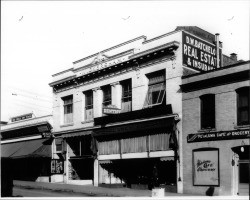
[1, 114, 53, 183]
[181, 61, 250, 196]
[49, 26, 241, 193]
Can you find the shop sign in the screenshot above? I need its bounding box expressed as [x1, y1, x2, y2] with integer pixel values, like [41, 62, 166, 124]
[11, 113, 32, 122]
[80, 55, 129, 76]
[182, 32, 222, 72]
[51, 159, 64, 174]
[103, 105, 121, 114]
[193, 148, 219, 186]
[187, 130, 250, 143]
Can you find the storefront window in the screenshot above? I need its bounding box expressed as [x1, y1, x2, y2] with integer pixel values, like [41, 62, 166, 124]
[144, 70, 166, 108]
[200, 94, 215, 129]
[85, 90, 93, 121]
[121, 79, 132, 112]
[237, 87, 249, 126]
[63, 95, 73, 124]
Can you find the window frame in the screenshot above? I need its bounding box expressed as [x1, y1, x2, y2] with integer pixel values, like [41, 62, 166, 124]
[200, 94, 215, 130]
[236, 87, 250, 126]
[102, 85, 112, 107]
[143, 70, 166, 108]
[84, 90, 94, 121]
[62, 95, 73, 124]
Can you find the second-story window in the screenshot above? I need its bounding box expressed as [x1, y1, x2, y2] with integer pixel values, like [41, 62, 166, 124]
[144, 70, 166, 108]
[85, 90, 93, 121]
[200, 94, 215, 129]
[236, 87, 249, 126]
[103, 85, 112, 107]
[63, 95, 73, 124]
[121, 79, 132, 112]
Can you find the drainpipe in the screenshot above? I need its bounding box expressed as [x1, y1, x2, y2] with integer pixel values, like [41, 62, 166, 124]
[215, 33, 220, 68]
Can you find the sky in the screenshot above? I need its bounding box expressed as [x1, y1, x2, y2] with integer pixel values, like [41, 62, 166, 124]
[1, 1, 249, 122]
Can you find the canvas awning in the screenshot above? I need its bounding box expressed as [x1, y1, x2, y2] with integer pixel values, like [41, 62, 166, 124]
[1, 138, 52, 159]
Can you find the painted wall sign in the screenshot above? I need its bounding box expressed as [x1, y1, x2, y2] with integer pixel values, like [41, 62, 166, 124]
[187, 130, 250, 143]
[51, 159, 64, 174]
[193, 148, 219, 186]
[78, 55, 130, 77]
[11, 114, 32, 122]
[103, 105, 121, 115]
[182, 32, 222, 72]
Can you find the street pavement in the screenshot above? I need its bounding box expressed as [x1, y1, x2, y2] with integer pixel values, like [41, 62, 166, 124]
[11, 180, 249, 199]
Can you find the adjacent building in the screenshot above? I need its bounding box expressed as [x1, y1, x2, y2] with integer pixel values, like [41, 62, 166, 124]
[1, 114, 53, 183]
[48, 26, 233, 193]
[181, 61, 250, 196]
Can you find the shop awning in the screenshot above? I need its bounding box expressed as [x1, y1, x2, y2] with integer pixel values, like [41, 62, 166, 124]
[62, 130, 93, 138]
[1, 138, 52, 159]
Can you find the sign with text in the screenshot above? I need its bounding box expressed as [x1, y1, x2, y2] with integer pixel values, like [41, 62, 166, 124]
[103, 105, 121, 115]
[182, 32, 222, 72]
[51, 159, 64, 174]
[187, 130, 250, 143]
[193, 149, 219, 186]
[11, 113, 32, 122]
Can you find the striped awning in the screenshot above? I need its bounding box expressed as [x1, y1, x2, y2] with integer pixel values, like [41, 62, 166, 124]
[62, 130, 93, 138]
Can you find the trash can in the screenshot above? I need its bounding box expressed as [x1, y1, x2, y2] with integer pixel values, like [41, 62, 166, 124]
[152, 187, 165, 197]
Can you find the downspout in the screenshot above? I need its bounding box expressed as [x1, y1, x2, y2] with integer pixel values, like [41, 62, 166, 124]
[215, 33, 220, 69]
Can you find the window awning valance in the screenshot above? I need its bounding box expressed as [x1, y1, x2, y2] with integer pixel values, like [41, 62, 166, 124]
[62, 130, 93, 138]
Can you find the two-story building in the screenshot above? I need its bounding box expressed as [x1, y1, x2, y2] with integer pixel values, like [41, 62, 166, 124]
[49, 26, 227, 193]
[181, 61, 250, 196]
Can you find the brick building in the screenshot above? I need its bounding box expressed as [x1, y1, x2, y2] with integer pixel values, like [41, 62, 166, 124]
[181, 61, 250, 196]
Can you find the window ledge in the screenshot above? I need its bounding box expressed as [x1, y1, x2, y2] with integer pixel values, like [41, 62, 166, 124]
[198, 128, 216, 133]
[60, 123, 74, 128]
[81, 120, 94, 124]
[234, 125, 250, 130]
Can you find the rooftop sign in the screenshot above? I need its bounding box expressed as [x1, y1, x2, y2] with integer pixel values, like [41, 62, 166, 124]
[182, 32, 222, 72]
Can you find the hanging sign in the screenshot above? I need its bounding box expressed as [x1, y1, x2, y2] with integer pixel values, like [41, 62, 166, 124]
[103, 105, 121, 114]
[187, 129, 250, 143]
[182, 32, 222, 72]
[51, 159, 64, 174]
[193, 148, 219, 186]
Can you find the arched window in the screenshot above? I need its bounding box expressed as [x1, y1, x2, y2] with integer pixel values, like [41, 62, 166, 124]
[200, 94, 215, 129]
[236, 87, 250, 126]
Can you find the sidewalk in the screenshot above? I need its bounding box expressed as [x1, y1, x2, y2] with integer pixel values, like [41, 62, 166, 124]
[13, 180, 189, 197]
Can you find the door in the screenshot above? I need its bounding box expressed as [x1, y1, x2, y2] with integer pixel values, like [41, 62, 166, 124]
[238, 160, 249, 196]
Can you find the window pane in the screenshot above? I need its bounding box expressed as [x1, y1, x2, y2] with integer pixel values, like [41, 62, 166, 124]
[237, 88, 249, 125]
[201, 94, 215, 129]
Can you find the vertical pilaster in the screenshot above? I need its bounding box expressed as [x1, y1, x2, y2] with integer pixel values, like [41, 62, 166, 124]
[111, 82, 122, 109]
[94, 159, 99, 186]
[93, 87, 103, 118]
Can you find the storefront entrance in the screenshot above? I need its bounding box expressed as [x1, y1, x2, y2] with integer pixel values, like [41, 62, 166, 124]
[99, 157, 177, 191]
[238, 160, 249, 195]
[232, 145, 249, 196]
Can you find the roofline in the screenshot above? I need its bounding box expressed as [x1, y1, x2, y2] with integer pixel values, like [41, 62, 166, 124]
[182, 60, 250, 79]
[52, 68, 73, 77]
[73, 35, 147, 64]
[1, 121, 52, 133]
